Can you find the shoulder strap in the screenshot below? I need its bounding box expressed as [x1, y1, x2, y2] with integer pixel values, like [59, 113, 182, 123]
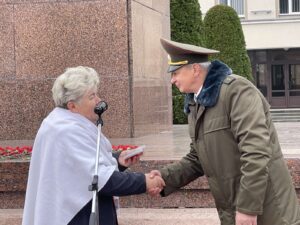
[223, 75, 236, 85]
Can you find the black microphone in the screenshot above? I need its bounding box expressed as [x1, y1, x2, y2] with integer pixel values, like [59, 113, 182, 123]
[94, 101, 108, 116]
[94, 101, 108, 126]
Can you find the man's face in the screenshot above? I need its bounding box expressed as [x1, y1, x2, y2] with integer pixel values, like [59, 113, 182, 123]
[170, 65, 196, 93]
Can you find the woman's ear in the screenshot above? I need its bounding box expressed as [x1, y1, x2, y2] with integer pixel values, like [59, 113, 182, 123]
[66, 101, 77, 112]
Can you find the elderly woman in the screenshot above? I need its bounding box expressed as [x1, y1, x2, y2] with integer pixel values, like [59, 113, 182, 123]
[22, 66, 164, 225]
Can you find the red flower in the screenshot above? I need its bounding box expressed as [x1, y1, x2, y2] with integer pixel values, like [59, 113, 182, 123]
[112, 145, 138, 151]
[0, 145, 137, 160]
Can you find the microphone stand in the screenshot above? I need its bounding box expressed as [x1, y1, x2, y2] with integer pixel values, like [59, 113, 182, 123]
[89, 116, 104, 225]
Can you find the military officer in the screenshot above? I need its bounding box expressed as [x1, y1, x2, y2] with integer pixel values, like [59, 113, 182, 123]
[150, 38, 300, 225]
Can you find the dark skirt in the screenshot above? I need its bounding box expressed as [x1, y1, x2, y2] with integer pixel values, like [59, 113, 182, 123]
[68, 195, 118, 225]
[68, 170, 146, 225]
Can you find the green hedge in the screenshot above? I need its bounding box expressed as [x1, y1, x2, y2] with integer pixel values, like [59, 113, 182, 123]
[173, 94, 187, 124]
[171, 0, 203, 124]
[171, 0, 204, 45]
[203, 5, 252, 80]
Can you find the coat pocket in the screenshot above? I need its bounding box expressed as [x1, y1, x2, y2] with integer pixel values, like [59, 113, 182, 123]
[204, 116, 230, 134]
[219, 175, 241, 207]
[207, 177, 227, 208]
[208, 175, 241, 210]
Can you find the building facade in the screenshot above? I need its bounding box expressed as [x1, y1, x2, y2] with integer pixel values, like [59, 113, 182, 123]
[200, 0, 300, 108]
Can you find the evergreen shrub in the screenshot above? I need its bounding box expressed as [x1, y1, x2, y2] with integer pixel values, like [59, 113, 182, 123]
[171, 0, 204, 124]
[203, 4, 252, 80]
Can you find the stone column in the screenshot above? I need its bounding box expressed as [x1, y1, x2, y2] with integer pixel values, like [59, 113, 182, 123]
[0, 0, 171, 140]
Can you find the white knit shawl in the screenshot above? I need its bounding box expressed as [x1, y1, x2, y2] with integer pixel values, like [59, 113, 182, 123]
[22, 107, 117, 225]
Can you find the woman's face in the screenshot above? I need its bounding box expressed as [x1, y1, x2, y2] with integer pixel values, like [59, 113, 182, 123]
[69, 88, 101, 124]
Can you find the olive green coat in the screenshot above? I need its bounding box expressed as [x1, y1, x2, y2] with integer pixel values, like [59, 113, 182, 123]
[160, 61, 300, 225]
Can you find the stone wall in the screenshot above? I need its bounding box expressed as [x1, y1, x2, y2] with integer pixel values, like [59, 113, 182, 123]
[0, 0, 172, 140]
[1, 158, 300, 209]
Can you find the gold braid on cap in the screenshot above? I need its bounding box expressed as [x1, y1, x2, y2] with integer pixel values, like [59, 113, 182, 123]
[167, 55, 188, 65]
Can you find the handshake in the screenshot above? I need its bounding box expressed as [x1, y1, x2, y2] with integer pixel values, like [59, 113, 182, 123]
[145, 170, 165, 197]
[118, 150, 165, 196]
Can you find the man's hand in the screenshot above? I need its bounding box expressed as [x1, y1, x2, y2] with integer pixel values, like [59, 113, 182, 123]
[118, 150, 142, 167]
[145, 172, 165, 197]
[235, 211, 257, 225]
[149, 170, 162, 178]
[145, 170, 164, 196]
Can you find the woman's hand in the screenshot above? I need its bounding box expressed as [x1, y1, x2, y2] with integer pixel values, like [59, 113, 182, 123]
[118, 150, 143, 167]
[145, 173, 165, 197]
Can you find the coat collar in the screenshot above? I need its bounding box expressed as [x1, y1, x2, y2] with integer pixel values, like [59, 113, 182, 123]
[184, 60, 232, 114]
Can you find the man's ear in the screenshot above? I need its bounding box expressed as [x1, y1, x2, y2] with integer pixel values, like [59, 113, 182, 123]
[66, 101, 77, 112]
[192, 63, 201, 77]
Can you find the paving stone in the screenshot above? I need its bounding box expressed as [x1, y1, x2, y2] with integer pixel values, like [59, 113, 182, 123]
[0, 208, 221, 225]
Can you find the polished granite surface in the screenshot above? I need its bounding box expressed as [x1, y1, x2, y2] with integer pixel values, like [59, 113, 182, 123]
[1, 123, 300, 160]
[112, 123, 300, 160]
[1, 123, 300, 209]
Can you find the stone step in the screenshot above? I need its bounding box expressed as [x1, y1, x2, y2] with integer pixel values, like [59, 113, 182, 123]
[272, 117, 300, 122]
[271, 112, 300, 115]
[272, 116, 300, 120]
[270, 108, 300, 113]
[272, 118, 300, 122]
[122, 158, 300, 208]
[0, 208, 221, 225]
[270, 109, 300, 122]
[0, 209, 22, 225]
[271, 112, 300, 116]
[118, 208, 220, 225]
[1, 159, 300, 209]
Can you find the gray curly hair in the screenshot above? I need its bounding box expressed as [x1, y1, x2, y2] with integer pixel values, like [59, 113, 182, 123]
[52, 66, 100, 108]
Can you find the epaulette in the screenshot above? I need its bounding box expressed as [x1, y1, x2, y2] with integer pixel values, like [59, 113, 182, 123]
[223, 76, 236, 85]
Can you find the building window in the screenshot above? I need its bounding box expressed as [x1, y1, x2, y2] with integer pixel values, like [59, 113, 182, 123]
[271, 65, 285, 97]
[280, 0, 300, 14]
[256, 64, 268, 97]
[289, 64, 300, 89]
[220, 0, 245, 16]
